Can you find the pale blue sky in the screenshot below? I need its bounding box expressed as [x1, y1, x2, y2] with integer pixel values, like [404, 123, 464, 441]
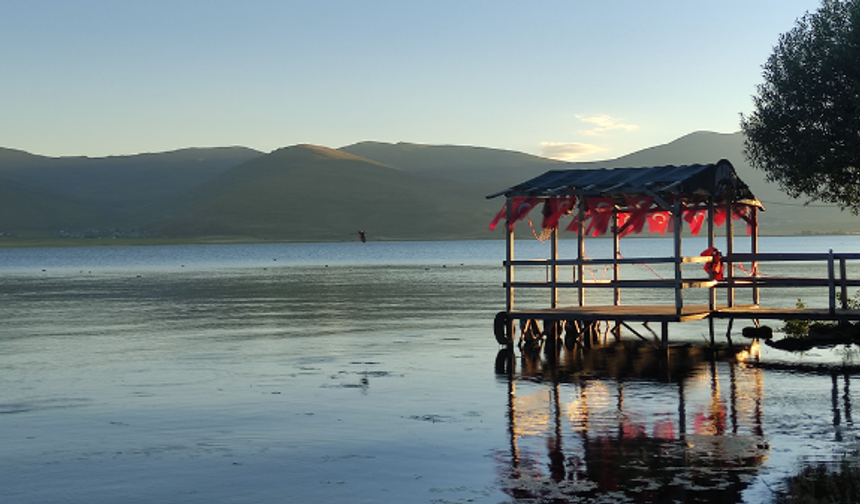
[1, 0, 822, 160]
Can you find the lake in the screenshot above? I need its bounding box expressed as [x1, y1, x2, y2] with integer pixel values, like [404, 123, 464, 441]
[2, 237, 860, 503]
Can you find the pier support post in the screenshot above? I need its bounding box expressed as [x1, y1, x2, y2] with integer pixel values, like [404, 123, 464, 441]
[661, 321, 669, 352]
[505, 198, 514, 313]
[709, 317, 715, 347]
[725, 318, 734, 348]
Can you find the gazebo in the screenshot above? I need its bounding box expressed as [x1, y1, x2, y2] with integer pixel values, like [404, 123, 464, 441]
[487, 159, 765, 349]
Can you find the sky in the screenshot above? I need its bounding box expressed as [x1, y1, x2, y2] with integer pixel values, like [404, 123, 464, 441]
[1, 0, 824, 161]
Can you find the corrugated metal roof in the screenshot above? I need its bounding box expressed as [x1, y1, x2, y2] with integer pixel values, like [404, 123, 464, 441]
[487, 159, 760, 207]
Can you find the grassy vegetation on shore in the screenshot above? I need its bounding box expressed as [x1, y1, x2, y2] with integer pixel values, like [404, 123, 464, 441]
[772, 457, 860, 503]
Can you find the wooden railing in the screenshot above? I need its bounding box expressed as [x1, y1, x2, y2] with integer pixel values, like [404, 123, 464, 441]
[503, 251, 860, 315]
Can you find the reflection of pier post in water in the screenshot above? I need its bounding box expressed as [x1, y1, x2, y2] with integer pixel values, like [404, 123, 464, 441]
[495, 342, 768, 502]
[831, 371, 855, 442]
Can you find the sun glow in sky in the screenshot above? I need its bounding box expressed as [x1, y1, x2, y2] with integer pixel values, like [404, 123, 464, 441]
[1, 0, 822, 160]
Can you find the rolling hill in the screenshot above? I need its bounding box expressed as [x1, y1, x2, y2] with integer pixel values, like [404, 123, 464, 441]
[0, 146, 263, 228]
[0, 132, 858, 243]
[343, 132, 860, 236]
[154, 144, 496, 241]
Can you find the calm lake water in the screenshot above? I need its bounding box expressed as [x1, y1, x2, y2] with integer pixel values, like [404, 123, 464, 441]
[3, 237, 860, 503]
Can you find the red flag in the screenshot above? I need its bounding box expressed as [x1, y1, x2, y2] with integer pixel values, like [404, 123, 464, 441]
[585, 197, 615, 236]
[488, 197, 540, 231]
[684, 207, 707, 235]
[509, 197, 540, 230]
[564, 213, 583, 232]
[647, 211, 672, 235]
[733, 204, 753, 235]
[710, 204, 753, 234]
[488, 203, 507, 231]
[541, 195, 576, 230]
[714, 206, 727, 227]
[620, 196, 652, 237]
[616, 211, 630, 235]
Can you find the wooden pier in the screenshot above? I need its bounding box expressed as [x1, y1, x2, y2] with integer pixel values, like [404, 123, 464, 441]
[487, 160, 860, 350]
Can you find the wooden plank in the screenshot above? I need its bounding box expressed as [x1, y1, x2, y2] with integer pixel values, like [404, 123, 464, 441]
[730, 278, 860, 287]
[506, 252, 860, 267]
[508, 304, 721, 322]
[507, 256, 708, 266]
[507, 279, 718, 289]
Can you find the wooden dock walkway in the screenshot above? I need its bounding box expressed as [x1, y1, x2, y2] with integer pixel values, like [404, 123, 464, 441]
[509, 304, 860, 323]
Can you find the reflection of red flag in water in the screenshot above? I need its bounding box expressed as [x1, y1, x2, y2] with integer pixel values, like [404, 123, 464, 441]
[585, 197, 615, 236]
[622, 423, 646, 439]
[488, 197, 540, 231]
[653, 418, 675, 439]
[647, 211, 672, 235]
[541, 195, 576, 229]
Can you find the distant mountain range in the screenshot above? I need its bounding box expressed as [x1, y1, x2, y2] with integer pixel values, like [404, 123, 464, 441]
[1, 131, 858, 243]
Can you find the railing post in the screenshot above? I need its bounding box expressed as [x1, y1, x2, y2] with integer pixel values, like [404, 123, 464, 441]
[708, 197, 716, 311]
[551, 225, 558, 309]
[577, 196, 586, 307]
[613, 209, 620, 306]
[841, 257, 848, 310]
[673, 198, 683, 316]
[828, 249, 836, 315]
[506, 197, 514, 314]
[751, 206, 760, 305]
[726, 198, 735, 308]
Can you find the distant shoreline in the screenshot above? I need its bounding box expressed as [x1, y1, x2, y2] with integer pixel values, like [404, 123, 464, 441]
[2, 232, 858, 248]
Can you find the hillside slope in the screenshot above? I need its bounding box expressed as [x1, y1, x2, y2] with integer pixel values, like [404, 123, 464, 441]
[1, 132, 858, 242]
[340, 141, 564, 190]
[0, 175, 104, 234]
[0, 146, 263, 225]
[346, 132, 860, 236]
[584, 132, 859, 235]
[156, 144, 496, 241]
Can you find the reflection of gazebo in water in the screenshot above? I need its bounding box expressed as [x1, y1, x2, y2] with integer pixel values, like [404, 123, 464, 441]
[487, 159, 860, 350]
[494, 343, 768, 503]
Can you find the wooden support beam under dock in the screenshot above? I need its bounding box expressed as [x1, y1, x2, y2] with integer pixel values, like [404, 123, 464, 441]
[507, 305, 860, 324]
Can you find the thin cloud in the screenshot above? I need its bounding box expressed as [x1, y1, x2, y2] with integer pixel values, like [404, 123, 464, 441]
[576, 114, 639, 136]
[540, 141, 607, 161]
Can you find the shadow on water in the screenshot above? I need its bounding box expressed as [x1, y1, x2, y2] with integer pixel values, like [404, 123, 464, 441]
[493, 341, 771, 503]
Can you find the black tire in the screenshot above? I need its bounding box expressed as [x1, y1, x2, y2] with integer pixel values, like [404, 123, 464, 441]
[494, 311, 512, 346]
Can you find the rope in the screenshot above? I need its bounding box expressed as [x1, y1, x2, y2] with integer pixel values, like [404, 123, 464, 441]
[733, 262, 784, 278]
[617, 252, 664, 279]
[527, 215, 553, 242]
[580, 246, 609, 281]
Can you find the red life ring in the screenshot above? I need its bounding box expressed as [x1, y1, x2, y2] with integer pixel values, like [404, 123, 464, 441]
[701, 247, 724, 280]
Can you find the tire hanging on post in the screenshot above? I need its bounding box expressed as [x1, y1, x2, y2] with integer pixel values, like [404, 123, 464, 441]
[494, 311, 512, 346]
